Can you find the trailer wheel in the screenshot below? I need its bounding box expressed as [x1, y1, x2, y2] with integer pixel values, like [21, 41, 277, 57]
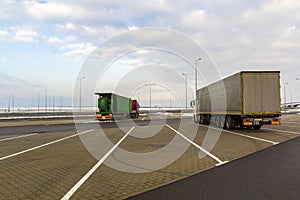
[219, 116, 225, 129]
[253, 125, 262, 130]
[225, 116, 235, 129]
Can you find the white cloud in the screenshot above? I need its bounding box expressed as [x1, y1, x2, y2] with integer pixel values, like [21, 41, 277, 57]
[0, 26, 39, 43]
[47, 36, 64, 46]
[28, 2, 72, 20]
[272, 26, 300, 49]
[179, 9, 206, 31]
[14, 28, 38, 43]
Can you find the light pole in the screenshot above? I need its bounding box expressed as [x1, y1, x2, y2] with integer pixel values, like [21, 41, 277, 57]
[170, 93, 173, 108]
[37, 92, 40, 113]
[290, 92, 293, 108]
[53, 96, 55, 112]
[77, 76, 85, 112]
[60, 96, 62, 112]
[182, 73, 188, 111]
[195, 58, 202, 94]
[8, 94, 14, 113]
[145, 83, 156, 115]
[284, 82, 288, 111]
[45, 89, 47, 113]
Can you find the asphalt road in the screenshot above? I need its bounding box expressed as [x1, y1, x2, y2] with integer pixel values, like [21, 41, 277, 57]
[0, 117, 185, 135]
[129, 136, 300, 200]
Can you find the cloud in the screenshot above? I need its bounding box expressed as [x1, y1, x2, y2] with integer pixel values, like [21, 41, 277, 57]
[28, 2, 72, 20]
[0, 25, 39, 43]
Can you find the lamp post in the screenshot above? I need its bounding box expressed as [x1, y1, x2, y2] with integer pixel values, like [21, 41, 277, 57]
[8, 94, 14, 113]
[60, 96, 62, 112]
[284, 82, 288, 112]
[289, 92, 293, 108]
[169, 93, 173, 108]
[145, 83, 156, 115]
[77, 76, 85, 112]
[195, 58, 202, 94]
[182, 73, 188, 111]
[37, 92, 40, 113]
[45, 89, 47, 113]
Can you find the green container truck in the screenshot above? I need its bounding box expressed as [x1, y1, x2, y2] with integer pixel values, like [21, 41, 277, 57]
[95, 93, 139, 120]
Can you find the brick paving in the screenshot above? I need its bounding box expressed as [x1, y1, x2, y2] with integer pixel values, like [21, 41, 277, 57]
[0, 115, 298, 199]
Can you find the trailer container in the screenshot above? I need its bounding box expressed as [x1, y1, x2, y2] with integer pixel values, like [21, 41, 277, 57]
[95, 93, 139, 120]
[194, 71, 281, 129]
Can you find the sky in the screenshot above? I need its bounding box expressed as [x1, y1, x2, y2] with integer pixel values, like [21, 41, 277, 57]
[0, 0, 299, 108]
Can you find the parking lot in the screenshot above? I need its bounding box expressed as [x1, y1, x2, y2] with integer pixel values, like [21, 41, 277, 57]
[0, 114, 299, 199]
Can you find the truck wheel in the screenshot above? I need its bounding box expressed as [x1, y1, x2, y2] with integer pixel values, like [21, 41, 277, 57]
[253, 125, 262, 130]
[219, 116, 225, 129]
[225, 116, 234, 129]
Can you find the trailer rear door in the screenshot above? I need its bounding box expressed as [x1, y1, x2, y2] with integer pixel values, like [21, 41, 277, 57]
[242, 72, 281, 116]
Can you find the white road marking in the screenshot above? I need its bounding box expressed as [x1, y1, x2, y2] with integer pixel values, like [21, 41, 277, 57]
[141, 117, 145, 121]
[0, 129, 94, 161]
[222, 129, 279, 145]
[189, 122, 279, 145]
[165, 124, 228, 166]
[61, 126, 135, 200]
[0, 133, 37, 142]
[262, 127, 300, 135]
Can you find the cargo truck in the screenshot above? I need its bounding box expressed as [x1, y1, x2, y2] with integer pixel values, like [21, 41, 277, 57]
[194, 71, 281, 129]
[95, 93, 139, 120]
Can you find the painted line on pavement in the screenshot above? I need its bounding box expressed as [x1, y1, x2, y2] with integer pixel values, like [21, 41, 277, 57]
[0, 129, 94, 161]
[165, 124, 228, 166]
[261, 127, 300, 135]
[189, 122, 279, 145]
[222, 128, 279, 145]
[141, 117, 145, 121]
[0, 133, 37, 142]
[61, 126, 135, 200]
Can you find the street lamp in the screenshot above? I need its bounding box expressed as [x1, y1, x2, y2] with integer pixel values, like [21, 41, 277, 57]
[45, 89, 47, 113]
[145, 83, 156, 115]
[77, 76, 85, 112]
[182, 73, 188, 111]
[284, 82, 288, 111]
[195, 58, 202, 94]
[37, 92, 40, 113]
[169, 93, 174, 108]
[8, 94, 14, 113]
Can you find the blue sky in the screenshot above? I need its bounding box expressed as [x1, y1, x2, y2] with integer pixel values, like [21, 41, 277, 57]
[0, 0, 299, 108]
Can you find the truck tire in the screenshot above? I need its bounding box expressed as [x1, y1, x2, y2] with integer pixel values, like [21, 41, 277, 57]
[219, 116, 225, 129]
[225, 116, 235, 129]
[253, 125, 262, 130]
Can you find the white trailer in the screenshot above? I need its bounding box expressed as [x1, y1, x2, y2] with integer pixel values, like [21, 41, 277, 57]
[194, 71, 281, 129]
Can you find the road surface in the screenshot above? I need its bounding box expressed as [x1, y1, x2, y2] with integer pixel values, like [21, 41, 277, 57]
[0, 114, 299, 199]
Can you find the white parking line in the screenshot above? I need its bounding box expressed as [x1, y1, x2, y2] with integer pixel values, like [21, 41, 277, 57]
[262, 127, 300, 135]
[190, 122, 279, 145]
[0, 129, 94, 161]
[165, 124, 228, 166]
[222, 129, 279, 145]
[61, 126, 135, 200]
[0, 133, 37, 142]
